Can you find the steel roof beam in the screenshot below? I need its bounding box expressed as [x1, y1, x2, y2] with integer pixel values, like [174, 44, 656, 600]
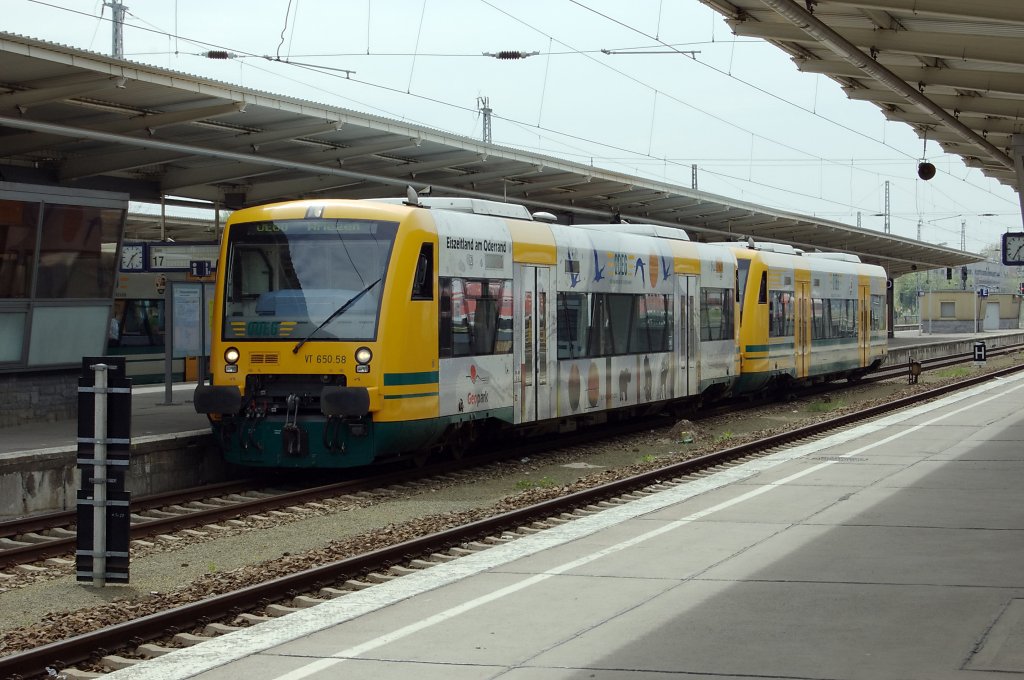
[843, 86, 1024, 119]
[796, 58, 1024, 98]
[0, 101, 245, 158]
[882, 108, 1023, 135]
[230, 121, 342, 150]
[1, 75, 122, 109]
[158, 136, 418, 190]
[66, 138, 379, 185]
[823, 0, 1024, 24]
[551, 182, 633, 201]
[730, 19, 1024, 69]
[441, 164, 539, 187]
[503, 174, 594, 195]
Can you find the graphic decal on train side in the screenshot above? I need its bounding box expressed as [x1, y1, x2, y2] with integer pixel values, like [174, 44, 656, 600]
[566, 249, 581, 287]
[439, 355, 513, 418]
[433, 210, 513, 278]
[660, 254, 672, 283]
[557, 353, 675, 415]
[556, 230, 674, 294]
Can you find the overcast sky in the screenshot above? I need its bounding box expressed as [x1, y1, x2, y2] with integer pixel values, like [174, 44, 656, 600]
[5, 0, 1021, 253]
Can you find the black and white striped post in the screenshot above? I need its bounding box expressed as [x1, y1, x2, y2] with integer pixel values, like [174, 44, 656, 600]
[76, 356, 132, 586]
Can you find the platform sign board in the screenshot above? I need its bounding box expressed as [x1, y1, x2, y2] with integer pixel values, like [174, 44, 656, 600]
[75, 356, 131, 584]
[974, 341, 987, 363]
[169, 281, 214, 358]
[190, 259, 212, 277]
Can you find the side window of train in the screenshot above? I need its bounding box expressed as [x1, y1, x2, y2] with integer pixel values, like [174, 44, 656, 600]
[768, 290, 794, 338]
[700, 287, 734, 341]
[438, 277, 453, 357]
[557, 292, 588, 359]
[439, 276, 512, 358]
[411, 243, 433, 300]
[758, 271, 767, 304]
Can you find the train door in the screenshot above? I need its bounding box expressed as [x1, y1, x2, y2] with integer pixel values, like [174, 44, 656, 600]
[513, 265, 554, 424]
[676, 275, 699, 396]
[858, 283, 870, 366]
[795, 280, 811, 377]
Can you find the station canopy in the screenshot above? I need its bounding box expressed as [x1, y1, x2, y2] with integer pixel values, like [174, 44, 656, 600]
[702, 2, 1024, 199]
[0, 30, 986, 278]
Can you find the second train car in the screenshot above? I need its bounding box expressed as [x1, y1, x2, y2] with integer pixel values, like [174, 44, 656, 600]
[194, 196, 886, 468]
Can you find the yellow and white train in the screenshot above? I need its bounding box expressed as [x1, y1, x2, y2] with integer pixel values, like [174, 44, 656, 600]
[194, 196, 887, 468]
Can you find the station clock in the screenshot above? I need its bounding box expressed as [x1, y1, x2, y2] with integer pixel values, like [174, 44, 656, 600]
[1002, 232, 1024, 266]
[119, 243, 145, 271]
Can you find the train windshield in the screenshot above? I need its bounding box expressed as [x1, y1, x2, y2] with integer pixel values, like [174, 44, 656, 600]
[222, 218, 398, 342]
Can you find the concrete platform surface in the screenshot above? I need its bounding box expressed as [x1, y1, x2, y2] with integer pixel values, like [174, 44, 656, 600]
[0, 382, 209, 458]
[104, 365, 1024, 679]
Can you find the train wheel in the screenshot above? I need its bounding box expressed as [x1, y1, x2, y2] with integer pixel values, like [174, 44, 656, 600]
[412, 449, 431, 468]
[448, 423, 477, 460]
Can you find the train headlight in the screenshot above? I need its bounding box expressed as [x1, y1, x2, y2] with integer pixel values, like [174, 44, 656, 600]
[224, 347, 240, 364]
[355, 346, 372, 373]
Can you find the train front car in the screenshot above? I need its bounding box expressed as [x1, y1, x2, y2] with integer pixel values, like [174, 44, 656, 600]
[194, 199, 440, 468]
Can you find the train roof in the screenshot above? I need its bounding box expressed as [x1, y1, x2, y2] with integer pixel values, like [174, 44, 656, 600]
[571, 223, 690, 241]
[369, 196, 534, 221]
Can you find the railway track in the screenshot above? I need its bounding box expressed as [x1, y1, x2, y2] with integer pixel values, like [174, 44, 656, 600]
[2, 359, 1023, 680]
[867, 341, 1022, 382]
[1, 344, 1020, 575]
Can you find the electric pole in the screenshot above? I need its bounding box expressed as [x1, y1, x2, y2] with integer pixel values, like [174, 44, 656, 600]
[477, 97, 492, 144]
[884, 180, 891, 234]
[105, 0, 128, 59]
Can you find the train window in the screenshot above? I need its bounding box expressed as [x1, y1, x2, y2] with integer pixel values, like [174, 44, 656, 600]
[411, 243, 433, 300]
[439, 278, 453, 356]
[583, 294, 633, 356]
[632, 294, 673, 353]
[758, 271, 767, 304]
[870, 295, 886, 331]
[113, 298, 165, 349]
[768, 290, 794, 338]
[439, 277, 512, 357]
[221, 219, 397, 341]
[811, 298, 826, 340]
[558, 292, 674, 358]
[736, 259, 750, 321]
[557, 292, 588, 359]
[700, 287, 734, 342]
[836, 299, 858, 338]
[606, 294, 634, 355]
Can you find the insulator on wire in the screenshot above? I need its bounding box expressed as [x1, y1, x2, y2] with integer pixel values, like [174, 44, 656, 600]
[483, 50, 539, 60]
[205, 50, 235, 60]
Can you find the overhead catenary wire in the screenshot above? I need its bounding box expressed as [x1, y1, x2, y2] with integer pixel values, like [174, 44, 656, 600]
[13, 0, 1018, 247]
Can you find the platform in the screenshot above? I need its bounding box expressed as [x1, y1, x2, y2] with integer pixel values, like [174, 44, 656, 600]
[99, 340, 1024, 679]
[0, 382, 209, 458]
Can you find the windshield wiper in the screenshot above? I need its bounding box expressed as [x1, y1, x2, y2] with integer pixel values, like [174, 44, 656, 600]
[291, 277, 381, 354]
